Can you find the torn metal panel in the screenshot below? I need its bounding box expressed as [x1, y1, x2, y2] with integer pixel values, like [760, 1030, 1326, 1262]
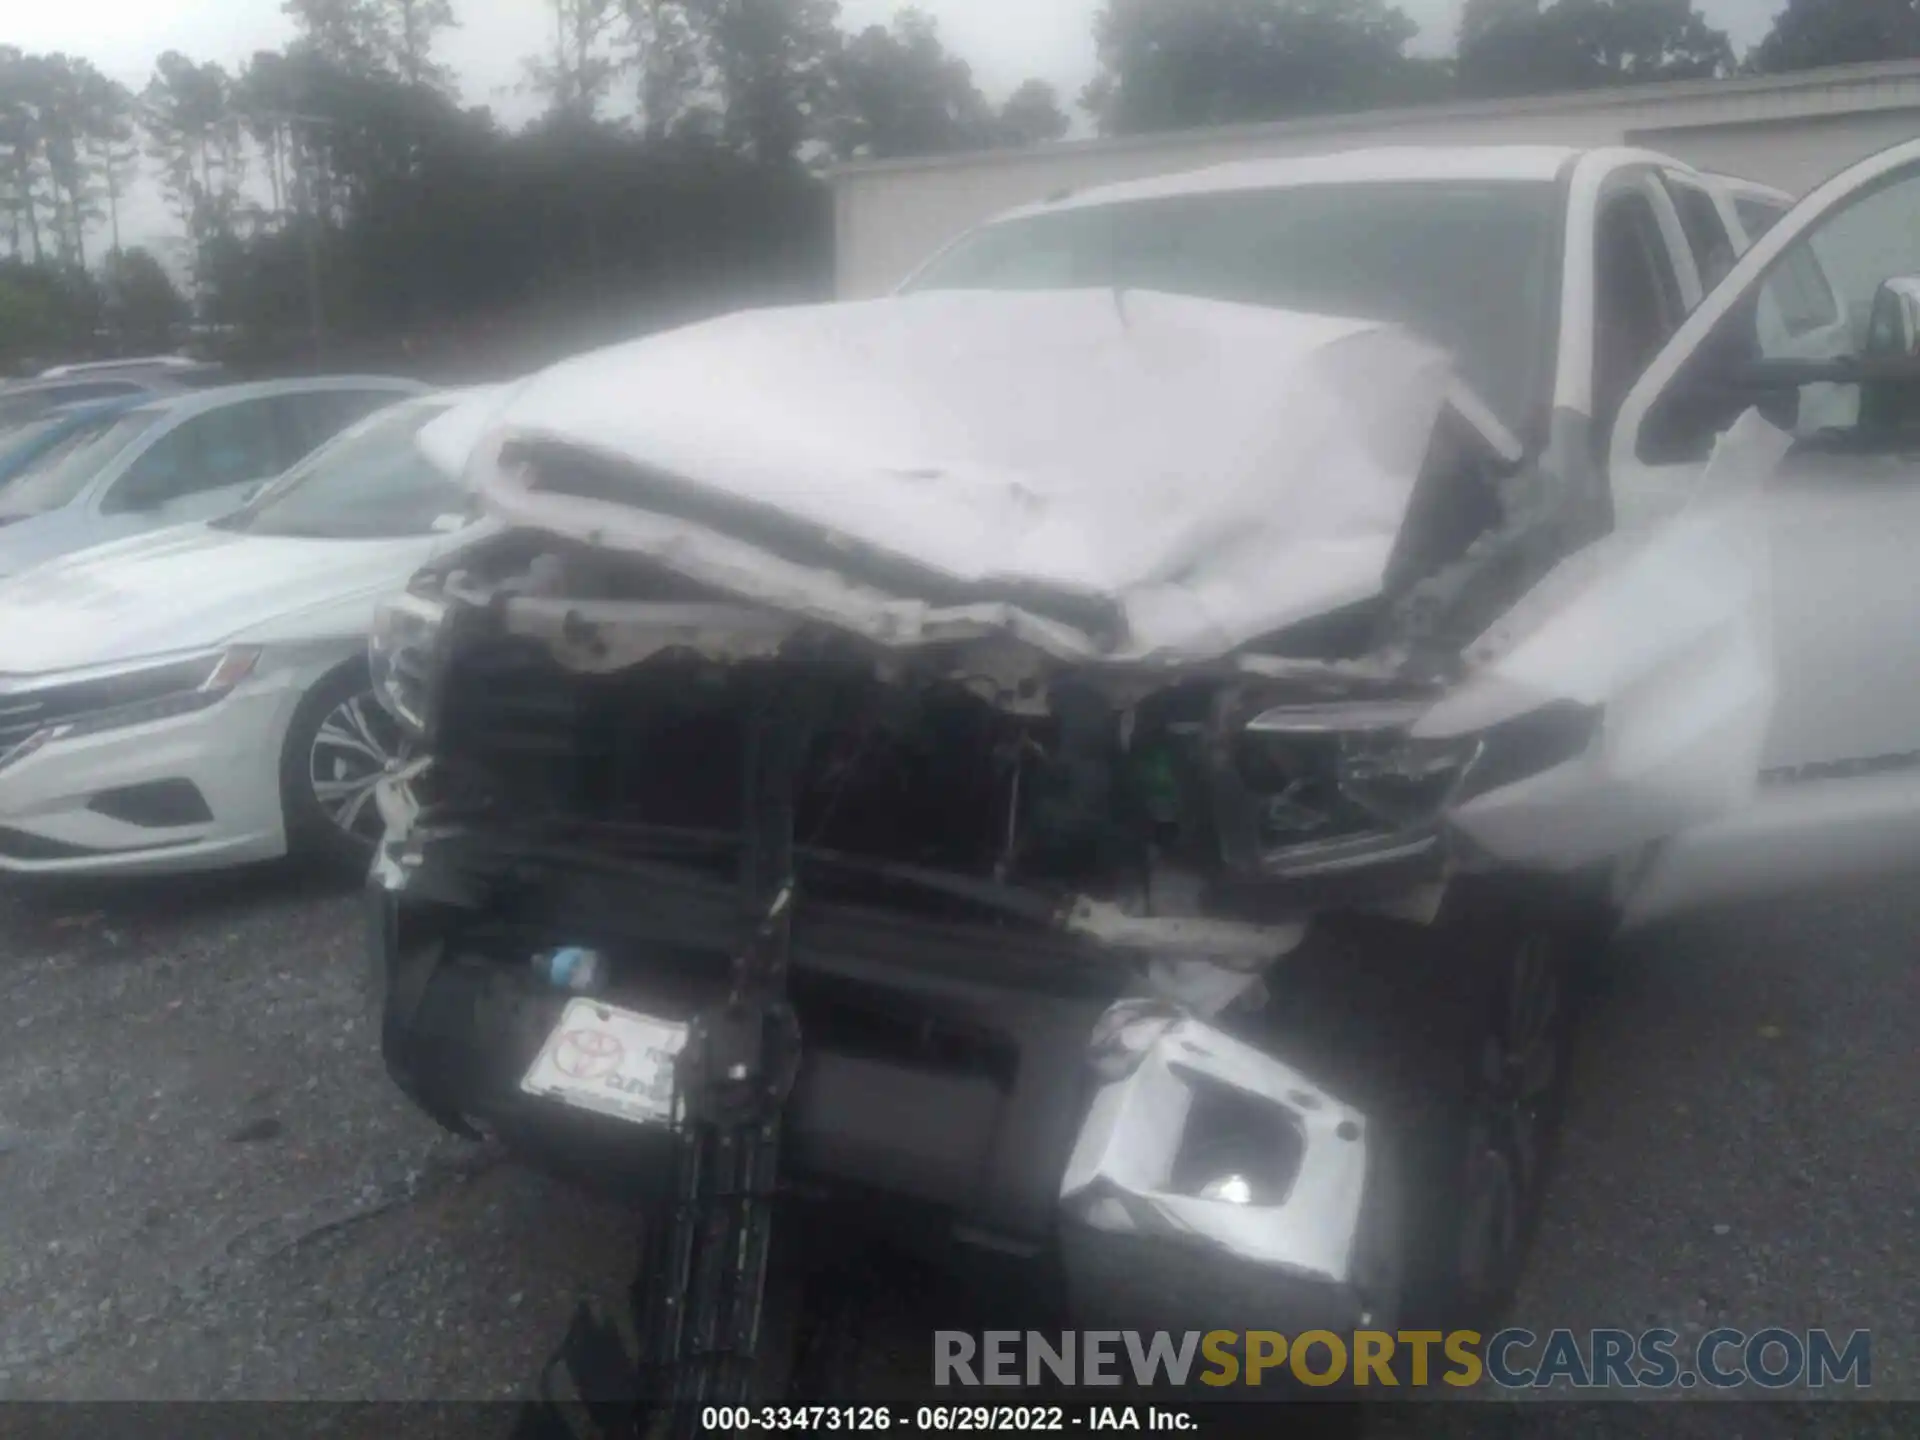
[1060, 1005, 1370, 1283]
[373, 756, 431, 839]
[1385, 409, 1614, 658]
[1140, 958, 1273, 1021]
[1062, 898, 1308, 966]
[489, 599, 806, 675]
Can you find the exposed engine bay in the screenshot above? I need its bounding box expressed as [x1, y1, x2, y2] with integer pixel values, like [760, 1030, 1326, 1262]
[381, 527, 1601, 946]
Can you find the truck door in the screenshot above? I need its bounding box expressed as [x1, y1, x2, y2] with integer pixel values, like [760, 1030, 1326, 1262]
[1606, 138, 1920, 924]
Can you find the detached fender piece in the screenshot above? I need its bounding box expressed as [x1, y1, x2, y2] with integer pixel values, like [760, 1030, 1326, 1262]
[1058, 1001, 1398, 1334]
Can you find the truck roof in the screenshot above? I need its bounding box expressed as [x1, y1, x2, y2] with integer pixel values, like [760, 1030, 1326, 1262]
[1000, 146, 1588, 221]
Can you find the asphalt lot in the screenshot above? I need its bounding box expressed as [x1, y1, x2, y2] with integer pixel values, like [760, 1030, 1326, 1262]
[0, 860, 1915, 1422]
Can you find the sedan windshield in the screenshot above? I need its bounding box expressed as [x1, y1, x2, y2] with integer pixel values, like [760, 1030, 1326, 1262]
[221, 401, 463, 539]
[0, 408, 165, 519]
[904, 180, 1561, 432]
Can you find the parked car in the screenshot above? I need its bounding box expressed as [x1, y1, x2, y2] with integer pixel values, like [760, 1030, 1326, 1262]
[0, 396, 144, 494]
[34, 355, 217, 380]
[0, 356, 224, 429]
[0, 389, 489, 876]
[0, 375, 429, 580]
[364, 139, 1920, 1396]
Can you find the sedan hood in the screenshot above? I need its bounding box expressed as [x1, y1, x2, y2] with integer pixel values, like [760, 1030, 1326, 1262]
[0, 506, 147, 582]
[0, 523, 437, 675]
[444, 290, 1484, 664]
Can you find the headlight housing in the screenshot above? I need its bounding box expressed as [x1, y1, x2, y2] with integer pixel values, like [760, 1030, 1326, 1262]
[0, 646, 262, 770]
[1224, 695, 1599, 876]
[368, 589, 447, 735]
[1235, 698, 1480, 866]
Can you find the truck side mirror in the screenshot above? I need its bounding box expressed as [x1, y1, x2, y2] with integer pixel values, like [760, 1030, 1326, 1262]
[1864, 277, 1920, 359]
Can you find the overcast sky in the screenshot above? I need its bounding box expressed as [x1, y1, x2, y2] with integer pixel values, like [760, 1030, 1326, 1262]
[11, 0, 1787, 257]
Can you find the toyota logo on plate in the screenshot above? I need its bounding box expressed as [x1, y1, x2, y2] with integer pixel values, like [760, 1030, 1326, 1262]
[553, 1027, 626, 1081]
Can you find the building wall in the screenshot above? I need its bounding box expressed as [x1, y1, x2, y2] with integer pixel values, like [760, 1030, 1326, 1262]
[832, 63, 1920, 300]
[1630, 110, 1920, 195]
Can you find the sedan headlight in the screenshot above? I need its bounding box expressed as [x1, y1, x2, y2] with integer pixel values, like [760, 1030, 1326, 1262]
[368, 590, 447, 735]
[0, 646, 262, 770]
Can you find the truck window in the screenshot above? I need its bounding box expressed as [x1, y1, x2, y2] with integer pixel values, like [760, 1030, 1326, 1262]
[1735, 197, 1787, 241]
[1592, 188, 1685, 441]
[1664, 177, 1738, 291]
[1770, 248, 1843, 337]
[904, 180, 1560, 435]
[1641, 167, 1920, 464]
[1732, 196, 1840, 338]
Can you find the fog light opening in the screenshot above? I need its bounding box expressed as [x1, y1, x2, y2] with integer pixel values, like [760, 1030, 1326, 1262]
[1167, 1069, 1307, 1208]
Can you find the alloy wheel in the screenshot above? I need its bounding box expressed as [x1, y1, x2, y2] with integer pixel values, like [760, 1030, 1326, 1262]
[308, 690, 409, 843]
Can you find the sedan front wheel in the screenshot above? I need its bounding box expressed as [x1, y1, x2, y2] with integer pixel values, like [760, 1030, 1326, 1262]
[280, 661, 410, 874]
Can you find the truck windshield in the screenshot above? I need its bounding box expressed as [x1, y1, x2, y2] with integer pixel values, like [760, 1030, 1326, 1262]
[904, 179, 1560, 432]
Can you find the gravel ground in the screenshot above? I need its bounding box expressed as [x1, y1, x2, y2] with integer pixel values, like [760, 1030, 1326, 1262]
[0, 864, 638, 1406]
[0, 861, 1914, 1419]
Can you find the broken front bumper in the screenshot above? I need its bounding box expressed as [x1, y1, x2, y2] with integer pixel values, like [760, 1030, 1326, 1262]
[367, 833, 1402, 1333]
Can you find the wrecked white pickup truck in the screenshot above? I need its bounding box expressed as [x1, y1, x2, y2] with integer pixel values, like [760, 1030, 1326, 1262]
[364, 141, 1920, 1404]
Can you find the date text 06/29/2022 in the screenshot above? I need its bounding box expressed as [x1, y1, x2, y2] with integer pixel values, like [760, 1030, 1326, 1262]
[698, 1406, 1196, 1432]
[932, 1327, 1874, 1391]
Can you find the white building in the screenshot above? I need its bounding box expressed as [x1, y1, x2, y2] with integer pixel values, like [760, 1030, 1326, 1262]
[830, 58, 1920, 299]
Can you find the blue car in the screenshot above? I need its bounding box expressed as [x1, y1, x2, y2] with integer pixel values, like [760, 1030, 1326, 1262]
[0, 396, 144, 491]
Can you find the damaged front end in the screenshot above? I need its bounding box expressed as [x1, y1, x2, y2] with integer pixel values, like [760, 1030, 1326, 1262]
[364, 296, 1781, 1387]
[364, 550, 1449, 1341]
[362, 503, 1584, 1345]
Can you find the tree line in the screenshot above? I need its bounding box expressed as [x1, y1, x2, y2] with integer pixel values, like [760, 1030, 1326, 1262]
[0, 0, 1908, 378]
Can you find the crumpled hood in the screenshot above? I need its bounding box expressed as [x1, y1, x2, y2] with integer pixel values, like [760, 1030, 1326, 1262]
[443, 289, 1469, 664]
[0, 523, 439, 675]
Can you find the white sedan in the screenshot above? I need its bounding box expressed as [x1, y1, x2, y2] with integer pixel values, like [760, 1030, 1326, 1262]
[0, 390, 483, 876]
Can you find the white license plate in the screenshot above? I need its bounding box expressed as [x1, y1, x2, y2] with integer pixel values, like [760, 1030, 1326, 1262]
[521, 997, 689, 1127]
